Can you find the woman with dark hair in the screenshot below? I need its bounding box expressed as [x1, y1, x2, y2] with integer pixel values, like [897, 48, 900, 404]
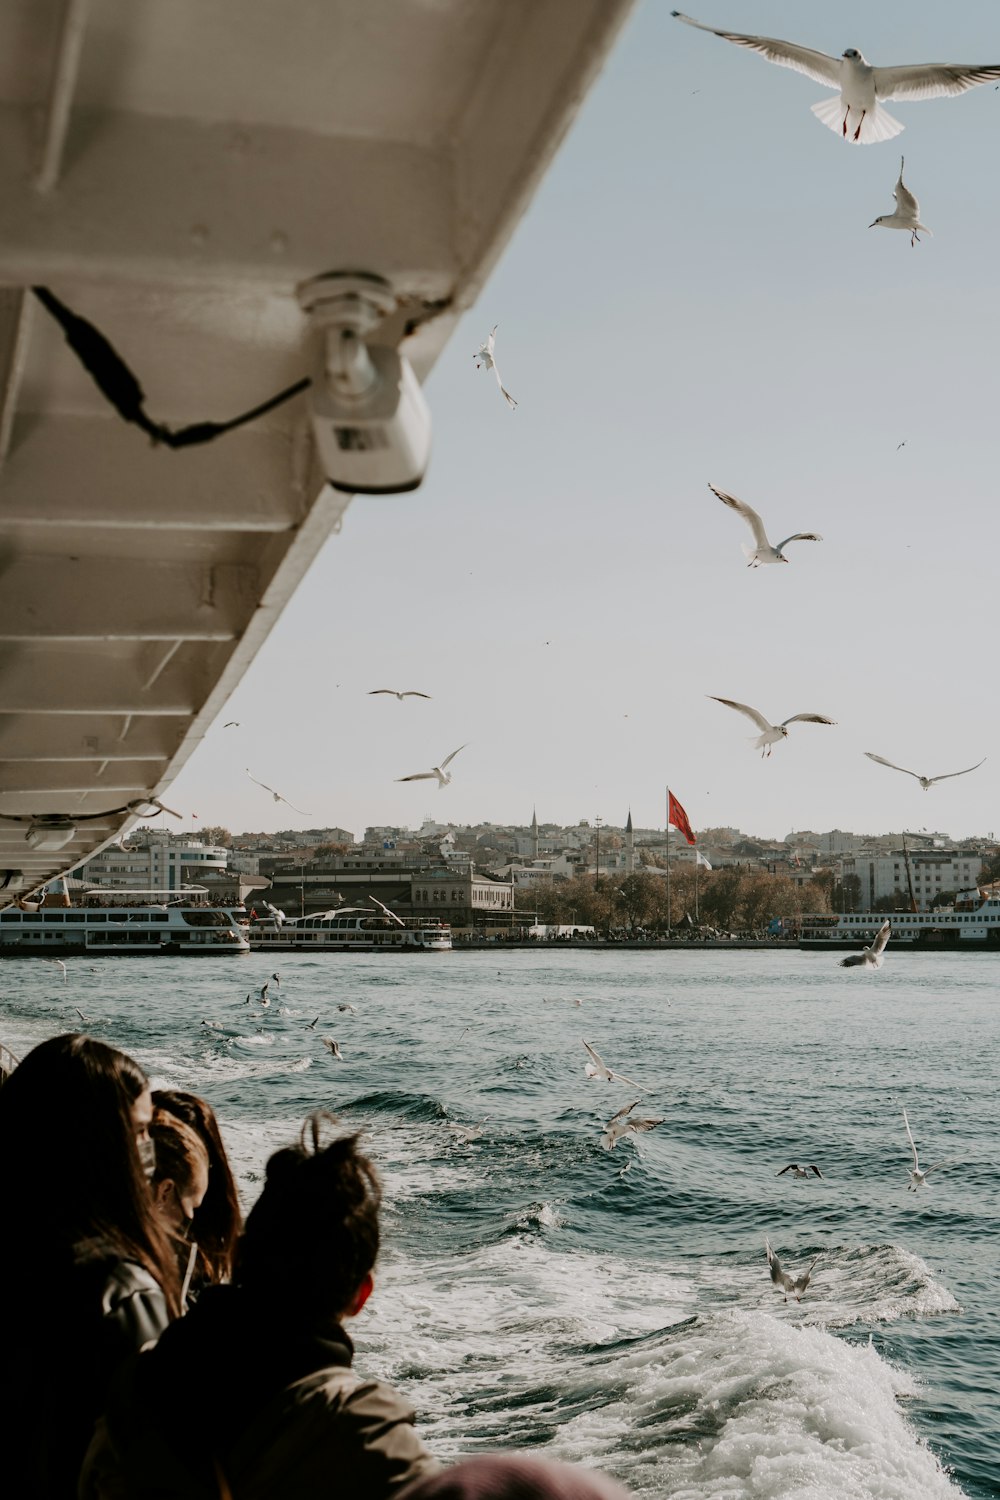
[83, 1113, 439, 1500]
[0, 1033, 180, 1499]
[149, 1109, 211, 1302]
[151, 1088, 241, 1288]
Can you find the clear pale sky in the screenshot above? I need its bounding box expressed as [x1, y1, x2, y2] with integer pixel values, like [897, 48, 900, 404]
[167, 2, 1000, 844]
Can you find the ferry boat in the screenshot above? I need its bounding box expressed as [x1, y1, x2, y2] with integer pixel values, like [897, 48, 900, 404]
[0, 888, 250, 957]
[250, 906, 452, 953]
[799, 892, 1000, 952]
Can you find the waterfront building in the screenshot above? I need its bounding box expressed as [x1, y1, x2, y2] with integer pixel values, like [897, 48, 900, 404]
[76, 835, 228, 892]
[839, 849, 983, 912]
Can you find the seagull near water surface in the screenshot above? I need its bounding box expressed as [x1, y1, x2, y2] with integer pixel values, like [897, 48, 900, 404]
[839, 919, 891, 970]
[473, 325, 517, 410]
[871, 158, 932, 245]
[709, 484, 822, 567]
[396, 744, 467, 790]
[777, 1163, 823, 1179]
[903, 1106, 950, 1191]
[864, 751, 986, 791]
[582, 1040, 641, 1089]
[671, 11, 1000, 144]
[765, 1237, 822, 1302]
[708, 697, 836, 757]
[600, 1099, 664, 1151]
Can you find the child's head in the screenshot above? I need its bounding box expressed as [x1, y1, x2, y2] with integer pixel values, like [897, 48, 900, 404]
[150, 1109, 210, 1236]
[238, 1112, 380, 1321]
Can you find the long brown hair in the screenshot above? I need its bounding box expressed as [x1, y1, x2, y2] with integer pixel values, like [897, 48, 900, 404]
[152, 1088, 242, 1283]
[0, 1033, 180, 1314]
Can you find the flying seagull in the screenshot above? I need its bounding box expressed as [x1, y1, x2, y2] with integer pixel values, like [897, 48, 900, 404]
[337, 1003, 358, 1014]
[367, 894, 405, 927]
[48, 958, 68, 981]
[765, 1237, 822, 1301]
[74, 1006, 91, 1024]
[368, 689, 432, 701]
[903, 1106, 949, 1191]
[709, 484, 822, 567]
[671, 12, 1000, 144]
[474, 325, 518, 410]
[840, 919, 891, 970]
[864, 751, 985, 791]
[600, 1099, 664, 1151]
[582, 1040, 641, 1089]
[871, 157, 932, 245]
[777, 1163, 824, 1178]
[396, 744, 467, 790]
[708, 697, 836, 756]
[223, 721, 240, 728]
[305, 1016, 319, 1030]
[322, 1038, 343, 1060]
[447, 1118, 488, 1142]
[245, 768, 312, 815]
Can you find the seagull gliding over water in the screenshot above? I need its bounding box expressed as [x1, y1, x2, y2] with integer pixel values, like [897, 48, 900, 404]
[671, 12, 1000, 144]
[368, 689, 432, 701]
[903, 1107, 949, 1191]
[870, 158, 932, 245]
[864, 751, 986, 791]
[765, 1237, 821, 1301]
[777, 1163, 823, 1179]
[709, 484, 822, 567]
[582, 1040, 641, 1088]
[600, 1099, 664, 1151]
[708, 697, 836, 756]
[840, 919, 891, 970]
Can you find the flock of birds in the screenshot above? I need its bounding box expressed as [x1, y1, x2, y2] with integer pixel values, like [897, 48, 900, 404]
[580, 1032, 951, 1301]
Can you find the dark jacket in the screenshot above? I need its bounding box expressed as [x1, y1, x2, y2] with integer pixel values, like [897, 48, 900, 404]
[80, 1284, 439, 1500]
[1, 1249, 169, 1500]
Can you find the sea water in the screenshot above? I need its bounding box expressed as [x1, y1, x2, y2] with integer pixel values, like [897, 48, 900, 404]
[2, 949, 997, 1499]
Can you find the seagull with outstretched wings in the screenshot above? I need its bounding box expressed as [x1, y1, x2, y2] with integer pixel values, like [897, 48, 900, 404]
[245, 768, 312, 815]
[396, 745, 467, 789]
[840, 920, 891, 970]
[672, 11, 1000, 144]
[474, 325, 517, 409]
[709, 484, 822, 567]
[368, 689, 431, 701]
[864, 751, 985, 791]
[708, 697, 835, 757]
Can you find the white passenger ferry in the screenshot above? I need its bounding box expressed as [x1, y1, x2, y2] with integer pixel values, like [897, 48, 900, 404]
[0, 888, 250, 957]
[250, 906, 452, 952]
[799, 892, 1000, 952]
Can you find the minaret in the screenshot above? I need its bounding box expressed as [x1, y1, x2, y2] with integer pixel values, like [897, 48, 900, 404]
[531, 807, 539, 861]
[625, 809, 635, 875]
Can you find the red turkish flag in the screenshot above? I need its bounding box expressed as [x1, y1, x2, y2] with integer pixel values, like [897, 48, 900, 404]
[667, 791, 697, 846]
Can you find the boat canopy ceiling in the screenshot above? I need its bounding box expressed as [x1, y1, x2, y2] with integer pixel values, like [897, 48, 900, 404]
[0, 0, 634, 905]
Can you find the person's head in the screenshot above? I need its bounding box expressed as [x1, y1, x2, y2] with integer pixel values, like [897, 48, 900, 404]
[150, 1110, 210, 1237]
[237, 1111, 379, 1323]
[151, 1089, 241, 1281]
[0, 1033, 179, 1312]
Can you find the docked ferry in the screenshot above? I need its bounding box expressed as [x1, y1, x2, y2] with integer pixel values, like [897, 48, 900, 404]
[799, 892, 1000, 952]
[250, 907, 452, 952]
[0, 888, 250, 957]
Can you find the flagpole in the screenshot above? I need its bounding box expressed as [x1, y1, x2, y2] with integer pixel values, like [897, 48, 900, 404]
[695, 849, 699, 926]
[665, 785, 671, 935]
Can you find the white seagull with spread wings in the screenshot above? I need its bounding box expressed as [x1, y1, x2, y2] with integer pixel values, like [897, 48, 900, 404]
[396, 744, 467, 789]
[708, 697, 836, 757]
[600, 1099, 664, 1151]
[864, 751, 985, 791]
[709, 484, 822, 567]
[474, 325, 517, 410]
[840, 920, 891, 970]
[903, 1106, 950, 1191]
[582, 1040, 641, 1089]
[871, 157, 932, 245]
[245, 769, 312, 815]
[671, 11, 1000, 144]
[765, 1237, 822, 1302]
[368, 689, 432, 701]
